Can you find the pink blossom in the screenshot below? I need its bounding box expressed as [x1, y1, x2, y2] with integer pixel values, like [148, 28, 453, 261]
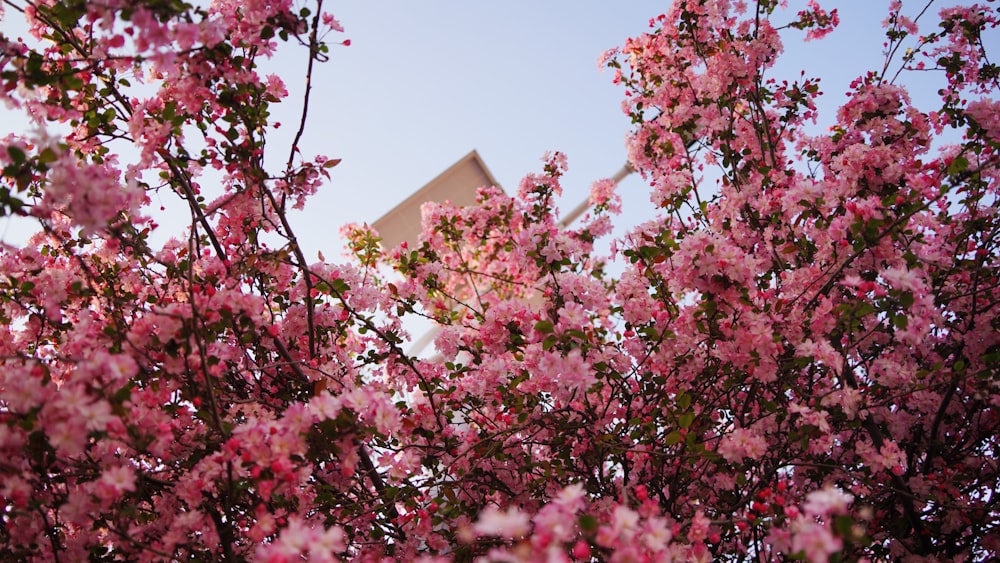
[473, 506, 531, 538]
[265, 74, 288, 99]
[40, 149, 145, 235]
[1, 0, 997, 560]
[95, 466, 137, 502]
[790, 519, 843, 563]
[589, 177, 622, 214]
[688, 509, 711, 543]
[880, 266, 925, 295]
[966, 99, 1000, 142]
[553, 483, 586, 512]
[643, 516, 673, 551]
[803, 486, 853, 517]
[718, 427, 769, 464]
[799, 2, 840, 41]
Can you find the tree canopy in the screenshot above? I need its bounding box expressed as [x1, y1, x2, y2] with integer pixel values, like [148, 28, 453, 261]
[0, 0, 998, 561]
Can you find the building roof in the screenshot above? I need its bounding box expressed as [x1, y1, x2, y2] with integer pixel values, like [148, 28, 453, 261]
[372, 149, 502, 250]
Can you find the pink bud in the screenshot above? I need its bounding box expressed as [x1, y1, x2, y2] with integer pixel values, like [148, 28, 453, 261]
[571, 540, 591, 560]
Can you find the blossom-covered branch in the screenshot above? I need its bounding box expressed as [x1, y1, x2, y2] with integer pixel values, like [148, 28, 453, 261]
[0, 0, 997, 561]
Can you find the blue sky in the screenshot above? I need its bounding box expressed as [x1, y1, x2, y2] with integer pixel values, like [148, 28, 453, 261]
[0, 1, 970, 257]
[266, 0, 923, 259]
[275, 1, 670, 259]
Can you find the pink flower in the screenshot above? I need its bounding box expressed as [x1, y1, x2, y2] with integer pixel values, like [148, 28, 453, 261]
[308, 392, 342, 420]
[856, 438, 907, 475]
[688, 509, 711, 543]
[321, 13, 344, 32]
[643, 516, 673, 551]
[803, 486, 853, 517]
[589, 177, 622, 214]
[965, 99, 1000, 143]
[800, 1, 840, 41]
[473, 506, 531, 538]
[611, 504, 640, 537]
[95, 466, 137, 502]
[791, 519, 843, 563]
[40, 148, 145, 235]
[265, 74, 288, 99]
[718, 427, 769, 463]
[311, 524, 347, 558]
[553, 483, 586, 512]
[372, 398, 402, 435]
[795, 338, 844, 374]
[880, 266, 925, 295]
[557, 301, 588, 332]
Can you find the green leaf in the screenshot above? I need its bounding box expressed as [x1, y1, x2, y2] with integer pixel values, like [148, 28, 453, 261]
[982, 348, 1000, 366]
[578, 514, 597, 531]
[330, 278, 350, 294]
[38, 147, 58, 164]
[534, 320, 554, 334]
[948, 155, 969, 175]
[855, 302, 875, 317]
[665, 431, 683, 445]
[899, 290, 914, 308]
[677, 392, 691, 410]
[6, 146, 26, 164]
[679, 413, 694, 429]
[542, 335, 557, 351]
[834, 514, 854, 537]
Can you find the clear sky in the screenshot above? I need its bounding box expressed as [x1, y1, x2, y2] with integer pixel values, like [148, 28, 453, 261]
[0, 1, 978, 258]
[255, 0, 941, 260]
[275, 1, 671, 259]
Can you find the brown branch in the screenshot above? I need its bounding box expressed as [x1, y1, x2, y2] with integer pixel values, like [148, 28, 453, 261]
[286, 0, 324, 169]
[268, 334, 407, 543]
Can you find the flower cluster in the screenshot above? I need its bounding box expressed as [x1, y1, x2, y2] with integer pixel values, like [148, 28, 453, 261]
[0, 0, 997, 561]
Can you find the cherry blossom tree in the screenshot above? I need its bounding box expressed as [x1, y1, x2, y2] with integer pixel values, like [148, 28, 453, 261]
[0, 0, 997, 561]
